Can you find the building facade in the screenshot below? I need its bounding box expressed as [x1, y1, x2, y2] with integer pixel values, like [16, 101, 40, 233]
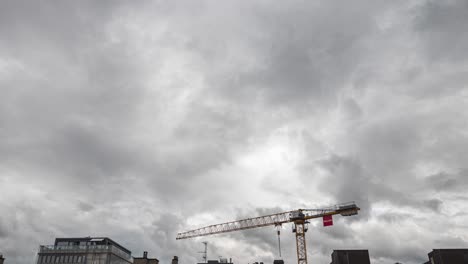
[426, 249, 468, 264]
[330, 250, 371, 264]
[133, 251, 159, 264]
[37, 237, 132, 264]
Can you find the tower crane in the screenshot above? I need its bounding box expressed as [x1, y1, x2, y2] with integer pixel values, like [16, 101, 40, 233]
[176, 202, 360, 264]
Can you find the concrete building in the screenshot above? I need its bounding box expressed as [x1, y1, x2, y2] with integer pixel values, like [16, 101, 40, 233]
[133, 252, 158, 264]
[426, 249, 468, 264]
[36, 237, 132, 264]
[330, 250, 371, 264]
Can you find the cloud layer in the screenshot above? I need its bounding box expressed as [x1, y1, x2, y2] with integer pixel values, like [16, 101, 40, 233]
[1, 1, 467, 264]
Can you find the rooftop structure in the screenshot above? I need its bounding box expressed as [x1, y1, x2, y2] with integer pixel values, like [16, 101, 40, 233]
[198, 258, 232, 264]
[133, 251, 159, 264]
[37, 237, 132, 264]
[426, 249, 468, 264]
[330, 250, 371, 264]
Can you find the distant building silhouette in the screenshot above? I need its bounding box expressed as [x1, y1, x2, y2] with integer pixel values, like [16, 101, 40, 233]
[172, 256, 179, 264]
[0, 253, 4, 264]
[426, 249, 468, 264]
[134, 251, 159, 264]
[198, 258, 232, 264]
[36, 237, 132, 264]
[330, 250, 371, 264]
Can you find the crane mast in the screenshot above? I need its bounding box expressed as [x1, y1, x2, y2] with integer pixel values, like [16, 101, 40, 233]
[176, 202, 360, 264]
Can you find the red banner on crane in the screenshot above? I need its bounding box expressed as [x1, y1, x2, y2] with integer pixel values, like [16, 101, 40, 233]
[323, 215, 333, 227]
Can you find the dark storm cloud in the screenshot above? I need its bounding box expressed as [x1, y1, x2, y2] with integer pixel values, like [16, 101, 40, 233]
[317, 155, 370, 214]
[77, 201, 95, 212]
[200, 1, 387, 107]
[425, 169, 468, 192]
[415, 0, 468, 62]
[1, 1, 468, 264]
[315, 153, 448, 215]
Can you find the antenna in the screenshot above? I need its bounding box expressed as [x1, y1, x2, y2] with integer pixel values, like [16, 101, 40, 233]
[198, 241, 208, 263]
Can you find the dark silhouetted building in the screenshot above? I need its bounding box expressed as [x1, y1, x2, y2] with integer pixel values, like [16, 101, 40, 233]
[198, 258, 232, 264]
[36, 237, 132, 264]
[426, 249, 468, 264]
[0, 254, 4, 264]
[133, 251, 158, 264]
[172, 256, 179, 264]
[330, 250, 371, 264]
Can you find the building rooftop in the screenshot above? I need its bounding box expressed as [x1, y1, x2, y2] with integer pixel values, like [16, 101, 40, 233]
[39, 237, 132, 262]
[133, 251, 159, 262]
[54, 237, 131, 255]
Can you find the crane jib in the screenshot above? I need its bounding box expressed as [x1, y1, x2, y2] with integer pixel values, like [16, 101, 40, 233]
[175, 202, 360, 264]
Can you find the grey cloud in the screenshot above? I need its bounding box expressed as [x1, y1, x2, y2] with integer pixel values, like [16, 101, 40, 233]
[434, 236, 467, 247]
[77, 201, 95, 212]
[316, 154, 371, 218]
[0, 219, 8, 238]
[376, 212, 414, 224]
[1, 1, 468, 264]
[315, 154, 445, 215]
[425, 169, 468, 192]
[423, 199, 443, 212]
[415, 0, 468, 62]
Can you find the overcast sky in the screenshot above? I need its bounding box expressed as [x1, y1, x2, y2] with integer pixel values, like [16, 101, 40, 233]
[1, 1, 468, 264]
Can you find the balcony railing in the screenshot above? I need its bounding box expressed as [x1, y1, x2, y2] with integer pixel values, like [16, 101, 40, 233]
[39, 245, 132, 261]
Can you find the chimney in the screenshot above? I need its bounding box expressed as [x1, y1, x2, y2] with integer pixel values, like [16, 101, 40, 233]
[143, 252, 148, 259]
[171, 256, 178, 264]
